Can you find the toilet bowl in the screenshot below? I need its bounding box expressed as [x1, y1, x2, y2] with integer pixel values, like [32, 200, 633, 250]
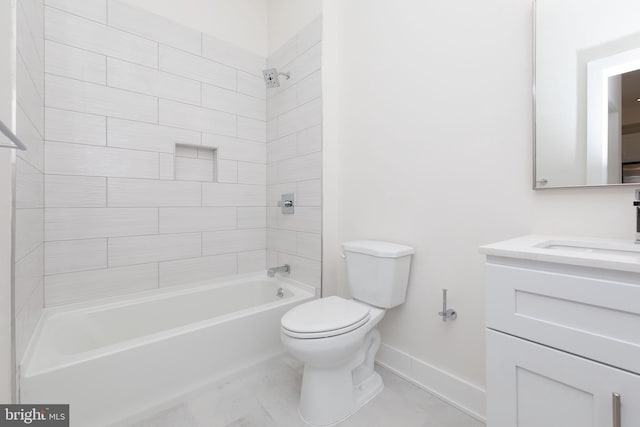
[281, 296, 385, 426]
[280, 240, 414, 426]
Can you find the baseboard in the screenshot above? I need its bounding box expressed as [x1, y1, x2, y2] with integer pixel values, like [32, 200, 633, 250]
[375, 343, 486, 423]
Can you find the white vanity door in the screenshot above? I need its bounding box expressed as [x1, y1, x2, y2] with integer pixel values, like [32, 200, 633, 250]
[486, 330, 640, 427]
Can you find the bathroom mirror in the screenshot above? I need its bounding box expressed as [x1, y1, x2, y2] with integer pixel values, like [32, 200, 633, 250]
[534, 0, 640, 188]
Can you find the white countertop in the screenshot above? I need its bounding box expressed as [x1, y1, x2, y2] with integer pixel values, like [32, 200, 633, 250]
[479, 234, 640, 274]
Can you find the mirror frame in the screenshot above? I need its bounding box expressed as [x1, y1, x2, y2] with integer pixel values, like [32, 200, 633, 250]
[532, 0, 640, 190]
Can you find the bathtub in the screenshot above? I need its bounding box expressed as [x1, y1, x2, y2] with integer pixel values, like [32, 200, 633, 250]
[20, 273, 315, 427]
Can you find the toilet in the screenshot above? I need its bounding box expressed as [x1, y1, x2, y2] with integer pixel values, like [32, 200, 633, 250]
[281, 240, 414, 426]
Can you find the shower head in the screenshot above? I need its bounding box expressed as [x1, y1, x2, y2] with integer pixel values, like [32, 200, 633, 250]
[263, 68, 291, 88]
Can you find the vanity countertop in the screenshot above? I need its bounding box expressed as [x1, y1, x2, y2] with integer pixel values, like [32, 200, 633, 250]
[479, 234, 640, 274]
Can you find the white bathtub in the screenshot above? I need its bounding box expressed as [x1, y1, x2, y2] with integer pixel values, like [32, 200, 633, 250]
[20, 273, 315, 426]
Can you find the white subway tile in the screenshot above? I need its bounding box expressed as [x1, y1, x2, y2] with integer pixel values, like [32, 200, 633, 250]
[45, 141, 159, 178]
[267, 134, 297, 163]
[45, 0, 106, 23]
[108, 233, 201, 267]
[296, 232, 321, 260]
[175, 144, 197, 158]
[46, 74, 158, 123]
[237, 162, 266, 185]
[15, 244, 43, 312]
[45, 208, 158, 241]
[197, 147, 215, 159]
[202, 229, 266, 256]
[45, 6, 157, 67]
[45, 40, 105, 84]
[217, 160, 238, 183]
[107, 58, 200, 105]
[268, 228, 296, 254]
[15, 285, 43, 360]
[237, 117, 266, 142]
[159, 99, 236, 136]
[296, 179, 321, 206]
[108, 0, 201, 54]
[108, 178, 201, 207]
[267, 163, 278, 185]
[297, 16, 322, 54]
[44, 238, 107, 275]
[15, 208, 43, 261]
[299, 70, 321, 104]
[277, 252, 321, 288]
[237, 71, 266, 100]
[268, 37, 297, 70]
[266, 207, 278, 229]
[202, 84, 266, 121]
[202, 34, 265, 76]
[45, 263, 158, 306]
[159, 254, 237, 288]
[238, 250, 266, 273]
[159, 45, 235, 90]
[202, 183, 265, 207]
[267, 119, 278, 142]
[45, 175, 106, 207]
[277, 152, 321, 183]
[297, 124, 322, 155]
[107, 118, 200, 153]
[159, 154, 175, 180]
[267, 84, 298, 120]
[278, 207, 321, 233]
[19, 0, 44, 63]
[159, 207, 236, 234]
[202, 134, 266, 163]
[46, 108, 106, 145]
[238, 207, 267, 229]
[17, 2, 44, 96]
[277, 98, 321, 138]
[17, 55, 44, 136]
[175, 157, 214, 181]
[267, 250, 278, 267]
[16, 106, 44, 171]
[15, 158, 43, 209]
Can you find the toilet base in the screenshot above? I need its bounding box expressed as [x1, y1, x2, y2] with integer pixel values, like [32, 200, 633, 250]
[297, 329, 384, 426]
[298, 371, 384, 427]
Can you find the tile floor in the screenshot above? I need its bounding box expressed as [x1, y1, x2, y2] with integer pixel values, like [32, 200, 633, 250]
[130, 356, 485, 427]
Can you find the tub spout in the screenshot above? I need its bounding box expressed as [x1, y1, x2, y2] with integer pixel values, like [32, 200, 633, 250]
[267, 264, 290, 277]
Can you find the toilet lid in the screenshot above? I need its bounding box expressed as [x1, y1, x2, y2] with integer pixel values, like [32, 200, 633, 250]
[281, 296, 371, 338]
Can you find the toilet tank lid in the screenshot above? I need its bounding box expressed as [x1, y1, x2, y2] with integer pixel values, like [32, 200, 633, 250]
[342, 240, 414, 258]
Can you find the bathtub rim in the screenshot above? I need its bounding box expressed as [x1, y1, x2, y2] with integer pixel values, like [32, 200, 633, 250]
[21, 272, 316, 378]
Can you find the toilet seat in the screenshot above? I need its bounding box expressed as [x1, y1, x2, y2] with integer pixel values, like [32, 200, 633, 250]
[281, 296, 371, 339]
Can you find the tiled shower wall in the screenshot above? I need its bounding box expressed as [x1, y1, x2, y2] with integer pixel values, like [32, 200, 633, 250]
[15, 0, 45, 361]
[266, 18, 322, 289]
[43, 0, 269, 306]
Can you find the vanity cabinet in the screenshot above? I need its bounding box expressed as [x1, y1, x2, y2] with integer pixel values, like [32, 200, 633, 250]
[487, 330, 640, 427]
[481, 237, 640, 427]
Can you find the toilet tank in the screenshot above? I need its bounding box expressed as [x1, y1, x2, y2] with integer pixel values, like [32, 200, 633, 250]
[342, 240, 414, 308]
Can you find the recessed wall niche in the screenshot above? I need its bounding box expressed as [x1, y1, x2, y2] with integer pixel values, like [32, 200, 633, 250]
[174, 143, 217, 182]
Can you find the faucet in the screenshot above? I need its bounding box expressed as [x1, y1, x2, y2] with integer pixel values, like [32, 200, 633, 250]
[267, 264, 290, 277]
[635, 190, 640, 244]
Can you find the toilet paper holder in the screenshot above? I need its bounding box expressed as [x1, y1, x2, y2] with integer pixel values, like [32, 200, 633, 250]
[438, 289, 457, 322]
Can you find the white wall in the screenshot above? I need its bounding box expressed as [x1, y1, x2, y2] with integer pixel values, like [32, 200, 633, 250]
[322, 0, 638, 415]
[267, 0, 321, 54]
[0, 0, 14, 402]
[119, 0, 268, 56]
